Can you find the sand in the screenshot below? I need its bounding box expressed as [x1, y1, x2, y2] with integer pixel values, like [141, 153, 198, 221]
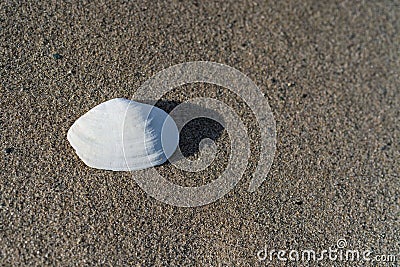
[1, 0, 399, 266]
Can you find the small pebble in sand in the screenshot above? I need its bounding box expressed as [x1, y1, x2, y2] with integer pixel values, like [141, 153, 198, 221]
[53, 53, 62, 60]
[5, 147, 13, 154]
[287, 82, 295, 87]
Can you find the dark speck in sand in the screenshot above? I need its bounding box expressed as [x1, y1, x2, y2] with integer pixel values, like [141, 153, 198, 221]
[53, 53, 62, 60]
[5, 147, 14, 154]
[295, 200, 303, 205]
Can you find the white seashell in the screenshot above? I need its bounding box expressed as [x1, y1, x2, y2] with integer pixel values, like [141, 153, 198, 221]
[67, 98, 179, 171]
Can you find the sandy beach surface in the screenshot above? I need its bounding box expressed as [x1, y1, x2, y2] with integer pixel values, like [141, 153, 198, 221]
[1, 0, 399, 266]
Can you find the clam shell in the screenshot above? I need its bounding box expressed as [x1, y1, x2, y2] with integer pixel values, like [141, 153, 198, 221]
[67, 98, 179, 171]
